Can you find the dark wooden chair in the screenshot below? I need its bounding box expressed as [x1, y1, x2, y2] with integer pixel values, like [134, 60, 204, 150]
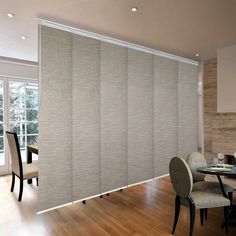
[6, 131, 38, 201]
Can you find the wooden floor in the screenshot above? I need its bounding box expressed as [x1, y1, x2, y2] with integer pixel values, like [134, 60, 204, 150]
[0, 175, 236, 236]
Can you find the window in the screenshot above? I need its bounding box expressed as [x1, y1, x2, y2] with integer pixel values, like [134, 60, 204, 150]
[9, 82, 38, 162]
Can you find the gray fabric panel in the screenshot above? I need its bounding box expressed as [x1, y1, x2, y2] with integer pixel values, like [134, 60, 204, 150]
[128, 49, 154, 184]
[178, 62, 199, 159]
[39, 26, 72, 211]
[100, 42, 128, 192]
[154, 56, 178, 177]
[72, 35, 100, 200]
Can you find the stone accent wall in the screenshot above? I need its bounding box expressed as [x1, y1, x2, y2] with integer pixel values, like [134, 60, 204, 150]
[204, 59, 236, 155]
[204, 59, 217, 152]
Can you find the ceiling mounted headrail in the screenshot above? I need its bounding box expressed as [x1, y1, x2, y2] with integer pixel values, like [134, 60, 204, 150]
[38, 19, 199, 66]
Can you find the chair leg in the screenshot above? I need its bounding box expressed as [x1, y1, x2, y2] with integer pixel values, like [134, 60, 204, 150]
[172, 195, 180, 234]
[224, 206, 229, 234]
[36, 178, 39, 186]
[18, 178, 23, 201]
[228, 192, 233, 202]
[11, 172, 15, 192]
[200, 209, 204, 226]
[204, 208, 208, 220]
[189, 202, 195, 236]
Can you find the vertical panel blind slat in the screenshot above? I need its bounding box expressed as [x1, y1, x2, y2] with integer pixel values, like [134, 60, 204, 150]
[72, 35, 100, 200]
[178, 62, 199, 159]
[154, 57, 178, 177]
[127, 49, 154, 185]
[39, 26, 72, 211]
[100, 42, 128, 192]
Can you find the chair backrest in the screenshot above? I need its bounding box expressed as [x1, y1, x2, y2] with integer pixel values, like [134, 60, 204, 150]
[6, 131, 23, 177]
[169, 156, 193, 198]
[186, 152, 207, 182]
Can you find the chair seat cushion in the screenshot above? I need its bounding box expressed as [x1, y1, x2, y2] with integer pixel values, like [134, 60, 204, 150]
[22, 163, 38, 180]
[193, 181, 233, 194]
[190, 191, 230, 209]
[181, 191, 230, 209]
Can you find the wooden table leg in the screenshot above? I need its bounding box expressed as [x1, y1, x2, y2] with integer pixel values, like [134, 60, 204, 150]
[27, 149, 32, 184]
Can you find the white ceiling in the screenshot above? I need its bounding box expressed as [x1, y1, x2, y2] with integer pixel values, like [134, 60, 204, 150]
[1, 0, 236, 62]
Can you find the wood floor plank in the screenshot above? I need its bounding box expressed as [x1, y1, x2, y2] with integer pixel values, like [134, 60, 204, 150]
[0, 175, 235, 235]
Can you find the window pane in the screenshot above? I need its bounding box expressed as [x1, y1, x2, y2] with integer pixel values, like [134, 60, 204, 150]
[27, 123, 38, 134]
[9, 82, 25, 96]
[17, 136, 25, 149]
[10, 95, 25, 109]
[26, 84, 38, 97]
[0, 137, 4, 150]
[10, 123, 25, 135]
[0, 124, 3, 136]
[26, 109, 38, 121]
[0, 109, 3, 122]
[10, 109, 25, 122]
[0, 94, 3, 109]
[27, 135, 38, 145]
[26, 97, 38, 109]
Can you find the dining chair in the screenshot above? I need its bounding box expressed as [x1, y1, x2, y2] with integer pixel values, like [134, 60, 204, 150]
[186, 152, 233, 197]
[186, 152, 233, 223]
[169, 156, 230, 236]
[6, 131, 38, 201]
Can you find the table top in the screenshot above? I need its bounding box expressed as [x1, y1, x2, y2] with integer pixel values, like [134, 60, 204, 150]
[27, 145, 38, 154]
[198, 166, 236, 177]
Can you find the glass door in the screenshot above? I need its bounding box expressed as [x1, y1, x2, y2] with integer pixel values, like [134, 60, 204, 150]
[9, 81, 38, 162]
[0, 78, 38, 175]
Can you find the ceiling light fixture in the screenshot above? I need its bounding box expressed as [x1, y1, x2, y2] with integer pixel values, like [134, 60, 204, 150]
[21, 35, 27, 40]
[7, 13, 15, 18]
[195, 53, 199, 57]
[131, 7, 138, 12]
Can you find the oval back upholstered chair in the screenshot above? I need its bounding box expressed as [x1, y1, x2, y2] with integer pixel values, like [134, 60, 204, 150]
[169, 156, 230, 236]
[6, 131, 38, 201]
[186, 152, 233, 199]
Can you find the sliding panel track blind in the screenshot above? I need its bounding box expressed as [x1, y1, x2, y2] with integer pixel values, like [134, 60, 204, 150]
[100, 42, 128, 192]
[154, 56, 178, 177]
[72, 35, 100, 200]
[178, 62, 199, 159]
[39, 21, 199, 211]
[128, 49, 154, 185]
[39, 26, 72, 211]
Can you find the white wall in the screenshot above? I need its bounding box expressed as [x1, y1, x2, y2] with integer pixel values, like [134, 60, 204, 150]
[217, 44, 236, 112]
[0, 57, 38, 80]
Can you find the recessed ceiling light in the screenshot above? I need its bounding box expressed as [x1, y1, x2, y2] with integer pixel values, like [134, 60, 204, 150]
[7, 13, 15, 18]
[195, 53, 199, 57]
[21, 35, 27, 40]
[131, 7, 138, 12]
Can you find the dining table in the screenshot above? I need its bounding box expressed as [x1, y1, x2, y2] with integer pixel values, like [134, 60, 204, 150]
[27, 145, 38, 184]
[198, 165, 236, 227]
